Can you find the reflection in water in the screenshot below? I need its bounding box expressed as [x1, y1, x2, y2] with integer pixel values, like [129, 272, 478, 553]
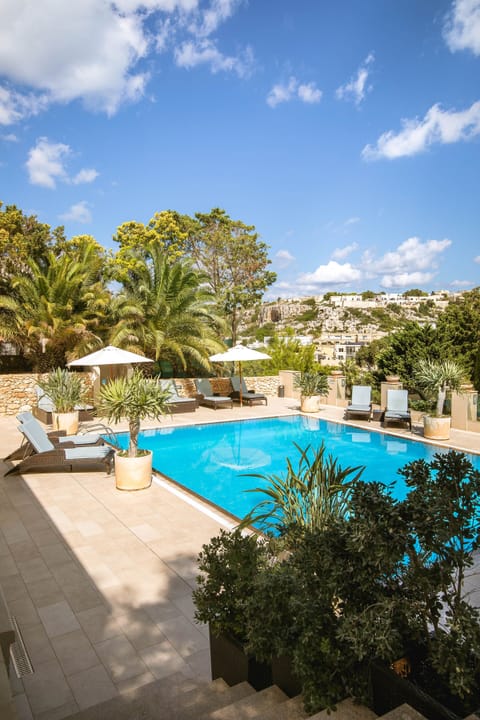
[351, 432, 371, 443]
[211, 446, 271, 471]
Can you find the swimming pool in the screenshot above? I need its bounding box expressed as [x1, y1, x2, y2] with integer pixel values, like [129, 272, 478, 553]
[112, 415, 480, 523]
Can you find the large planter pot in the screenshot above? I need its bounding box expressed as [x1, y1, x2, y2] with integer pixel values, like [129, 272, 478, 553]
[209, 628, 272, 691]
[114, 450, 152, 491]
[423, 415, 451, 441]
[271, 654, 301, 698]
[369, 660, 472, 720]
[51, 410, 79, 435]
[300, 395, 321, 413]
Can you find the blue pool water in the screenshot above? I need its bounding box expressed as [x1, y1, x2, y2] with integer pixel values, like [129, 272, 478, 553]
[112, 416, 480, 522]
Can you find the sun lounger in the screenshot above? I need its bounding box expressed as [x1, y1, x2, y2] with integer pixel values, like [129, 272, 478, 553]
[194, 379, 233, 409]
[5, 412, 104, 460]
[229, 376, 268, 406]
[383, 389, 412, 431]
[4, 421, 114, 476]
[159, 379, 197, 413]
[345, 385, 372, 421]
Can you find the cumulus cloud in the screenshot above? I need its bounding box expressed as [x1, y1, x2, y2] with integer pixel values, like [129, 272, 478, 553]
[450, 279, 475, 287]
[336, 53, 374, 106]
[362, 101, 480, 159]
[299, 261, 362, 286]
[444, 0, 480, 55]
[59, 200, 92, 224]
[26, 137, 99, 189]
[72, 168, 99, 185]
[0, 0, 249, 122]
[275, 249, 295, 268]
[380, 271, 435, 289]
[363, 237, 451, 275]
[1, 132, 18, 142]
[175, 41, 253, 77]
[332, 242, 358, 260]
[267, 77, 322, 108]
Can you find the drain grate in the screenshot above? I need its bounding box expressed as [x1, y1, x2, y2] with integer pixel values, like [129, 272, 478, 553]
[9, 615, 34, 678]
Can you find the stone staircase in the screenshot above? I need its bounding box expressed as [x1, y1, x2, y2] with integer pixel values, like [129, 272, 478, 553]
[36, 671, 473, 720]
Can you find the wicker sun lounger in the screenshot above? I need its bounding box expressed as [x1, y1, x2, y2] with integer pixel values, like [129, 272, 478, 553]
[194, 379, 233, 409]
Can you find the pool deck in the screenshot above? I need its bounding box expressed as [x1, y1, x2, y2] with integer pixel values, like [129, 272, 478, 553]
[0, 398, 479, 719]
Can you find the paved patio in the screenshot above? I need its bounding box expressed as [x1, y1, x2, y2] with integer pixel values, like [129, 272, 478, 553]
[0, 398, 479, 719]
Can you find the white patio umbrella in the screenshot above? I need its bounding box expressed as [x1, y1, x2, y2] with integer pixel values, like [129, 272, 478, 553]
[209, 343, 271, 407]
[68, 345, 153, 368]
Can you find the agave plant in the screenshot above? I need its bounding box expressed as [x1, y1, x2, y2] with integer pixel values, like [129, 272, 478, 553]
[414, 358, 465, 417]
[98, 369, 170, 457]
[294, 372, 329, 397]
[37, 368, 86, 413]
[238, 442, 364, 537]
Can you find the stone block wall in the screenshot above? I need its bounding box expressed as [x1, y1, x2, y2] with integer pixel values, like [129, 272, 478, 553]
[0, 373, 93, 416]
[175, 376, 280, 398]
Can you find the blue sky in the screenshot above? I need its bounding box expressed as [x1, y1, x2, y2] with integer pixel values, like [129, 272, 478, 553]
[1, 0, 479, 298]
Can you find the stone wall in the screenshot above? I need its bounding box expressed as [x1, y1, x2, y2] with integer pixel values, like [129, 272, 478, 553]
[0, 373, 282, 416]
[0, 373, 93, 416]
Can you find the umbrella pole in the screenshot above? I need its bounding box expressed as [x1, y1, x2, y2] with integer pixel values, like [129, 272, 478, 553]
[239, 362, 243, 407]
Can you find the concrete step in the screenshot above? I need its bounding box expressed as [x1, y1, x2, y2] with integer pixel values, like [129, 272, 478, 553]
[208, 684, 288, 720]
[258, 694, 309, 720]
[310, 697, 378, 719]
[378, 704, 427, 719]
[65, 675, 255, 720]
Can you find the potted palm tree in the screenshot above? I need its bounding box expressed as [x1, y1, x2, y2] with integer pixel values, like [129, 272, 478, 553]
[414, 359, 465, 440]
[98, 369, 170, 490]
[37, 368, 86, 435]
[294, 372, 329, 413]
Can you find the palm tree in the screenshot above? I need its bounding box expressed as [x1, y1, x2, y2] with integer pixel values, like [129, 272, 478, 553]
[0, 241, 111, 370]
[109, 245, 225, 373]
[415, 358, 465, 416]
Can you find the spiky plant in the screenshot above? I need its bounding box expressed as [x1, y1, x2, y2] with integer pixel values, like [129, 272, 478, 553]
[294, 372, 329, 397]
[98, 369, 170, 457]
[238, 442, 364, 537]
[37, 368, 86, 413]
[415, 358, 465, 417]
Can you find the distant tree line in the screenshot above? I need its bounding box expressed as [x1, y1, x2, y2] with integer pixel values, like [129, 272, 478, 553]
[0, 202, 276, 373]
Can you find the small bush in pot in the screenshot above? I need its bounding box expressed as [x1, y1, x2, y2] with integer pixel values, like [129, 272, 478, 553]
[38, 367, 86, 413]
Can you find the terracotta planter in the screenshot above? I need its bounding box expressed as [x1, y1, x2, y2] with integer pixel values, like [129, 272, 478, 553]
[423, 415, 451, 441]
[300, 395, 321, 413]
[114, 450, 152, 491]
[51, 410, 79, 435]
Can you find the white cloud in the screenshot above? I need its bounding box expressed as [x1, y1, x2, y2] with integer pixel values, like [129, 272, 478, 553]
[336, 53, 374, 106]
[59, 201, 92, 224]
[380, 271, 435, 289]
[275, 250, 295, 268]
[26, 137, 99, 189]
[450, 279, 475, 287]
[344, 216, 360, 227]
[362, 101, 480, 159]
[1, 132, 18, 142]
[363, 237, 451, 275]
[297, 83, 322, 104]
[444, 0, 480, 55]
[175, 40, 253, 77]
[0, 0, 248, 121]
[267, 77, 322, 108]
[299, 261, 363, 286]
[26, 138, 70, 188]
[475, 255, 480, 263]
[332, 242, 358, 260]
[72, 168, 99, 185]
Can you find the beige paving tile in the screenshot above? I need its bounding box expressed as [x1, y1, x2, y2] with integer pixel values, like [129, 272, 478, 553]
[38, 543, 73, 568]
[2, 521, 30, 545]
[67, 663, 118, 710]
[62, 583, 104, 613]
[75, 520, 104, 537]
[185, 646, 212, 681]
[22, 658, 76, 715]
[114, 668, 156, 693]
[138, 637, 190, 680]
[20, 622, 56, 666]
[7, 594, 40, 628]
[35, 698, 80, 720]
[116, 608, 167, 650]
[0, 554, 19, 578]
[76, 605, 123, 644]
[51, 628, 100, 676]
[0, 572, 28, 601]
[50, 561, 88, 587]
[38, 600, 81, 638]
[29, 528, 61, 547]
[17, 557, 52, 584]
[129, 523, 161, 542]
[9, 539, 41, 563]
[94, 634, 147, 683]
[25, 576, 64, 608]
[144, 601, 183, 625]
[13, 693, 33, 720]
[156, 614, 209, 659]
